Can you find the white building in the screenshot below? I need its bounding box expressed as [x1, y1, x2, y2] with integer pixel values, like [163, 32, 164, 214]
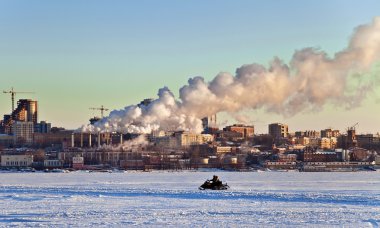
[1, 155, 33, 167]
[44, 160, 63, 168]
[175, 132, 213, 147]
[154, 132, 214, 148]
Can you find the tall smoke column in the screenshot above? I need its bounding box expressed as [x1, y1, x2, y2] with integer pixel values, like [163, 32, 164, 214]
[81, 17, 380, 134]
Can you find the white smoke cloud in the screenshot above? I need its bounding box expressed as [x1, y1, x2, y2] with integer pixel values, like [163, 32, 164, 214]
[81, 87, 204, 134]
[81, 17, 380, 134]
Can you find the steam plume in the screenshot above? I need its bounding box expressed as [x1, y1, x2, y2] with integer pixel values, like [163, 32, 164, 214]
[82, 17, 380, 134]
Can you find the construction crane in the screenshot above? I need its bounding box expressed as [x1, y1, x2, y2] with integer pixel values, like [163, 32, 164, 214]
[89, 105, 109, 118]
[3, 87, 35, 112]
[348, 122, 359, 131]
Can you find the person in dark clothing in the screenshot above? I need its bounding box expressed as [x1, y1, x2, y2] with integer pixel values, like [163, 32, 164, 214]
[211, 175, 222, 186]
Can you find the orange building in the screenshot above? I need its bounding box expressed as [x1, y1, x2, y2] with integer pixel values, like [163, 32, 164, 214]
[224, 124, 254, 139]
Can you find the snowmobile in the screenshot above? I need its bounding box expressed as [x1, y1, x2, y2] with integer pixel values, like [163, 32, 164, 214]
[198, 179, 230, 190]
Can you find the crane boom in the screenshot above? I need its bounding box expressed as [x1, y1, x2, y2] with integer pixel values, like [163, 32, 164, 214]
[89, 105, 109, 118]
[347, 122, 359, 132]
[3, 87, 35, 112]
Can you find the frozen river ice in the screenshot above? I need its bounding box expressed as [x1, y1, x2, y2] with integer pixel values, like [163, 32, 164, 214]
[0, 171, 379, 227]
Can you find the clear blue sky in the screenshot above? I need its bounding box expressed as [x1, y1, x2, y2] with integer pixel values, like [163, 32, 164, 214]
[0, 0, 380, 133]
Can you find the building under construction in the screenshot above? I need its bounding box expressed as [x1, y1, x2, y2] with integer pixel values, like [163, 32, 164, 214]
[2, 99, 37, 135]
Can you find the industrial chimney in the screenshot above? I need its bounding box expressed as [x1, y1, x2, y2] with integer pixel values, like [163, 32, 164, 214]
[71, 133, 75, 147]
[97, 133, 101, 147]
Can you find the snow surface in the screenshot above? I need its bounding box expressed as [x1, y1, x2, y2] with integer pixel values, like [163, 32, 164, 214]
[0, 171, 379, 227]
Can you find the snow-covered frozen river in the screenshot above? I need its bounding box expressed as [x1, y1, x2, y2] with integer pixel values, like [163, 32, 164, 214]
[0, 171, 379, 227]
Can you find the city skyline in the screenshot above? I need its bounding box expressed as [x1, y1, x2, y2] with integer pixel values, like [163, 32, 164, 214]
[1, 1, 380, 133]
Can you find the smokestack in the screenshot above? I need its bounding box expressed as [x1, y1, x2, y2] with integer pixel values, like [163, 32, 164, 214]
[71, 133, 75, 147]
[80, 133, 83, 148]
[89, 133, 92, 147]
[120, 133, 123, 145]
[98, 133, 101, 147]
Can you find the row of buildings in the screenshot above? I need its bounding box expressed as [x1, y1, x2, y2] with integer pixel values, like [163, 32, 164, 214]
[1, 98, 380, 171]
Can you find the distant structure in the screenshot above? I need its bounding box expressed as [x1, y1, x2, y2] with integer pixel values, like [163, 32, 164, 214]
[12, 99, 38, 123]
[346, 123, 358, 148]
[12, 121, 34, 145]
[224, 124, 254, 139]
[2, 99, 38, 134]
[337, 123, 359, 149]
[321, 128, 340, 138]
[202, 114, 217, 133]
[89, 105, 109, 118]
[34, 121, 51, 133]
[269, 123, 288, 144]
[2, 87, 34, 113]
[88, 105, 109, 125]
[295, 130, 320, 138]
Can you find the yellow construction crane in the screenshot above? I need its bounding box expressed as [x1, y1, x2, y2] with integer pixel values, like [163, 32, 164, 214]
[89, 105, 109, 118]
[3, 87, 35, 112]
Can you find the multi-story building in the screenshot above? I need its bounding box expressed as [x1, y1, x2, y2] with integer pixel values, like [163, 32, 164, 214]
[34, 121, 51, 133]
[217, 130, 244, 142]
[44, 159, 63, 169]
[357, 134, 380, 149]
[12, 121, 34, 145]
[295, 130, 319, 138]
[321, 128, 340, 138]
[33, 130, 73, 148]
[0, 134, 13, 146]
[302, 151, 338, 162]
[224, 124, 254, 139]
[175, 132, 213, 147]
[154, 132, 214, 148]
[12, 99, 38, 123]
[2, 99, 38, 135]
[295, 137, 310, 146]
[202, 114, 217, 132]
[268, 123, 288, 141]
[319, 137, 332, 149]
[1, 154, 34, 167]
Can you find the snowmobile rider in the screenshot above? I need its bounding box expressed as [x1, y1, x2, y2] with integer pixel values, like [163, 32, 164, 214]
[211, 175, 222, 185]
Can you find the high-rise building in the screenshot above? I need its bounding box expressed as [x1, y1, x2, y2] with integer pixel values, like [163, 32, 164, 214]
[12, 99, 38, 123]
[268, 123, 288, 139]
[2, 99, 38, 135]
[12, 121, 34, 145]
